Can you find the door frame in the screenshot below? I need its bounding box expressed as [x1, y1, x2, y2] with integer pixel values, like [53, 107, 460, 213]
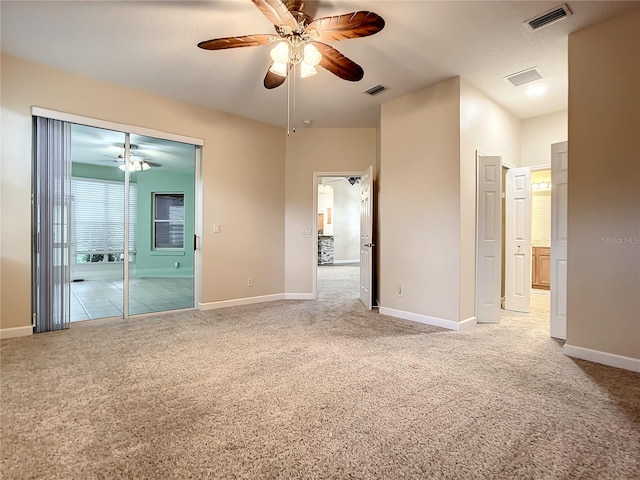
[312, 171, 365, 300]
[31, 107, 204, 315]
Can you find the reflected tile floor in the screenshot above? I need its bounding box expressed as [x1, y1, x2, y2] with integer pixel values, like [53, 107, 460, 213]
[71, 277, 194, 322]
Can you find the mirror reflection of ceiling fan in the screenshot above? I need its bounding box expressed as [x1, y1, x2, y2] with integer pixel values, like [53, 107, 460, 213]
[115, 154, 160, 171]
[197, 0, 385, 88]
[113, 144, 161, 171]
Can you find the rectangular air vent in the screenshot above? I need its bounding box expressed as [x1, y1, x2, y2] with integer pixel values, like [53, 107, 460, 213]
[524, 4, 572, 31]
[504, 67, 543, 87]
[364, 84, 387, 96]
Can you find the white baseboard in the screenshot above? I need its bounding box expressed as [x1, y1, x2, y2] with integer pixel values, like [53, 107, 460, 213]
[0, 325, 33, 339]
[458, 316, 477, 330]
[199, 294, 285, 311]
[285, 293, 315, 300]
[332, 259, 360, 265]
[563, 344, 640, 373]
[379, 307, 462, 331]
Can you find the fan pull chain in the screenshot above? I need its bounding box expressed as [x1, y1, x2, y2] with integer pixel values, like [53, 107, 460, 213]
[292, 63, 297, 133]
[287, 66, 291, 136]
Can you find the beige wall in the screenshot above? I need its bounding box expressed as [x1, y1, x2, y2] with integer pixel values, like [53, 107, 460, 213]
[0, 55, 285, 330]
[459, 79, 521, 320]
[567, 10, 640, 359]
[284, 128, 376, 294]
[521, 110, 567, 167]
[379, 77, 461, 321]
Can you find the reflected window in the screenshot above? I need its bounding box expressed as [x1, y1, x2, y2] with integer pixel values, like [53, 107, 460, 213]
[71, 178, 136, 264]
[153, 193, 184, 249]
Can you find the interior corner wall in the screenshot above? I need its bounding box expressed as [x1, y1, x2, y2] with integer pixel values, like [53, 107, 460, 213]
[567, 10, 640, 361]
[459, 78, 521, 321]
[379, 77, 461, 322]
[0, 54, 285, 331]
[521, 110, 568, 167]
[284, 128, 376, 295]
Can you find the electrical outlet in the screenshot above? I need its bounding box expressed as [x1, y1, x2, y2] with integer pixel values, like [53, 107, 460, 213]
[397, 284, 402, 297]
[213, 224, 221, 233]
[247, 277, 253, 287]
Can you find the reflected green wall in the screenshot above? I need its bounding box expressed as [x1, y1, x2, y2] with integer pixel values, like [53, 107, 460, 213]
[71, 163, 195, 279]
[72, 162, 133, 183]
[134, 169, 195, 278]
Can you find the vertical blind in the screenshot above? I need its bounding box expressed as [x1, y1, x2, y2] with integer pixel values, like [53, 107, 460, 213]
[33, 117, 72, 333]
[71, 178, 137, 259]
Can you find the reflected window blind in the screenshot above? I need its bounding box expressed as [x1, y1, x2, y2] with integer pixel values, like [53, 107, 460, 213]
[154, 193, 184, 249]
[71, 178, 136, 254]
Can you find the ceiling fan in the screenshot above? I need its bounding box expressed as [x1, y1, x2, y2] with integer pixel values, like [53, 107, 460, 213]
[110, 144, 161, 171]
[197, 0, 385, 89]
[115, 154, 160, 172]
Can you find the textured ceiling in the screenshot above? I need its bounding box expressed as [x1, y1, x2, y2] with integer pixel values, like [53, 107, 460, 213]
[2, 1, 639, 129]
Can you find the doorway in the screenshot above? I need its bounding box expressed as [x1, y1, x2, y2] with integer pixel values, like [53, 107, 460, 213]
[32, 109, 203, 331]
[477, 156, 561, 334]
[313, 168, 374, 308]
[315, 176, 361, 301]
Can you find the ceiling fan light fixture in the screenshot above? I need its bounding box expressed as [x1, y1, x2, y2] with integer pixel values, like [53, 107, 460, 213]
[270, 42, 290, 64]
[303, 43, 321, 66]
[119, 160, 151, 172]
[269, 62, 288, 77]
[300, 62, 317, 78]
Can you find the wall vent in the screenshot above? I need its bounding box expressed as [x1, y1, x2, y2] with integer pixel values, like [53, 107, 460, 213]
[363, 84, 387, 96]
[524, 4, 572, 31]
[504, 67, 543, 87]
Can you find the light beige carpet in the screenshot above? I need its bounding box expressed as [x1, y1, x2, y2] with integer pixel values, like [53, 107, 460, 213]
[1, 266, 639, 479]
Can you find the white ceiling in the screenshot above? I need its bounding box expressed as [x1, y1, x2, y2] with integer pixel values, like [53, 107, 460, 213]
[2, 1, 639, 129]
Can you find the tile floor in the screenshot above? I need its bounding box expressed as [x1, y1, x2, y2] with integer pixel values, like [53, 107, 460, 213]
[71, 277, 194, 322]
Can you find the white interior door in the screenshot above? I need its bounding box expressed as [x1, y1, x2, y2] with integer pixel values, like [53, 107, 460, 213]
[505, 167, 531, 312]
[550, 141, 568, 339]
[359, 166, 374, 309]
[476, 155, 502, 323]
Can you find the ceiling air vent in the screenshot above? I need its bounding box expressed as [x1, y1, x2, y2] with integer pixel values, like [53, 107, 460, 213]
[524, 4, 572, 31]
[364, 84, 387, 96]
[504, 67, 543, 87]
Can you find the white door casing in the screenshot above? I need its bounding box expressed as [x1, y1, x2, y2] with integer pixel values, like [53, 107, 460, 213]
[476, 155, 502, 323]
[550, 141, 568, 339]
[359, 166, 374, 309]
[505, 167, 531, 313]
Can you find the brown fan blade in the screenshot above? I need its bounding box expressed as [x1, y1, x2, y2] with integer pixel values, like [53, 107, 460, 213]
[312, 42, 364, 82]
[198, 34, 277, 50]
[307, 11, 385, 42]
[264, 63, 287, 89]
[251, 0, 299, 30]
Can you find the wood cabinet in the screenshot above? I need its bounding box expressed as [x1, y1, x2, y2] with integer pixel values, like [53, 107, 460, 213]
[532, 247, 550, 290]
